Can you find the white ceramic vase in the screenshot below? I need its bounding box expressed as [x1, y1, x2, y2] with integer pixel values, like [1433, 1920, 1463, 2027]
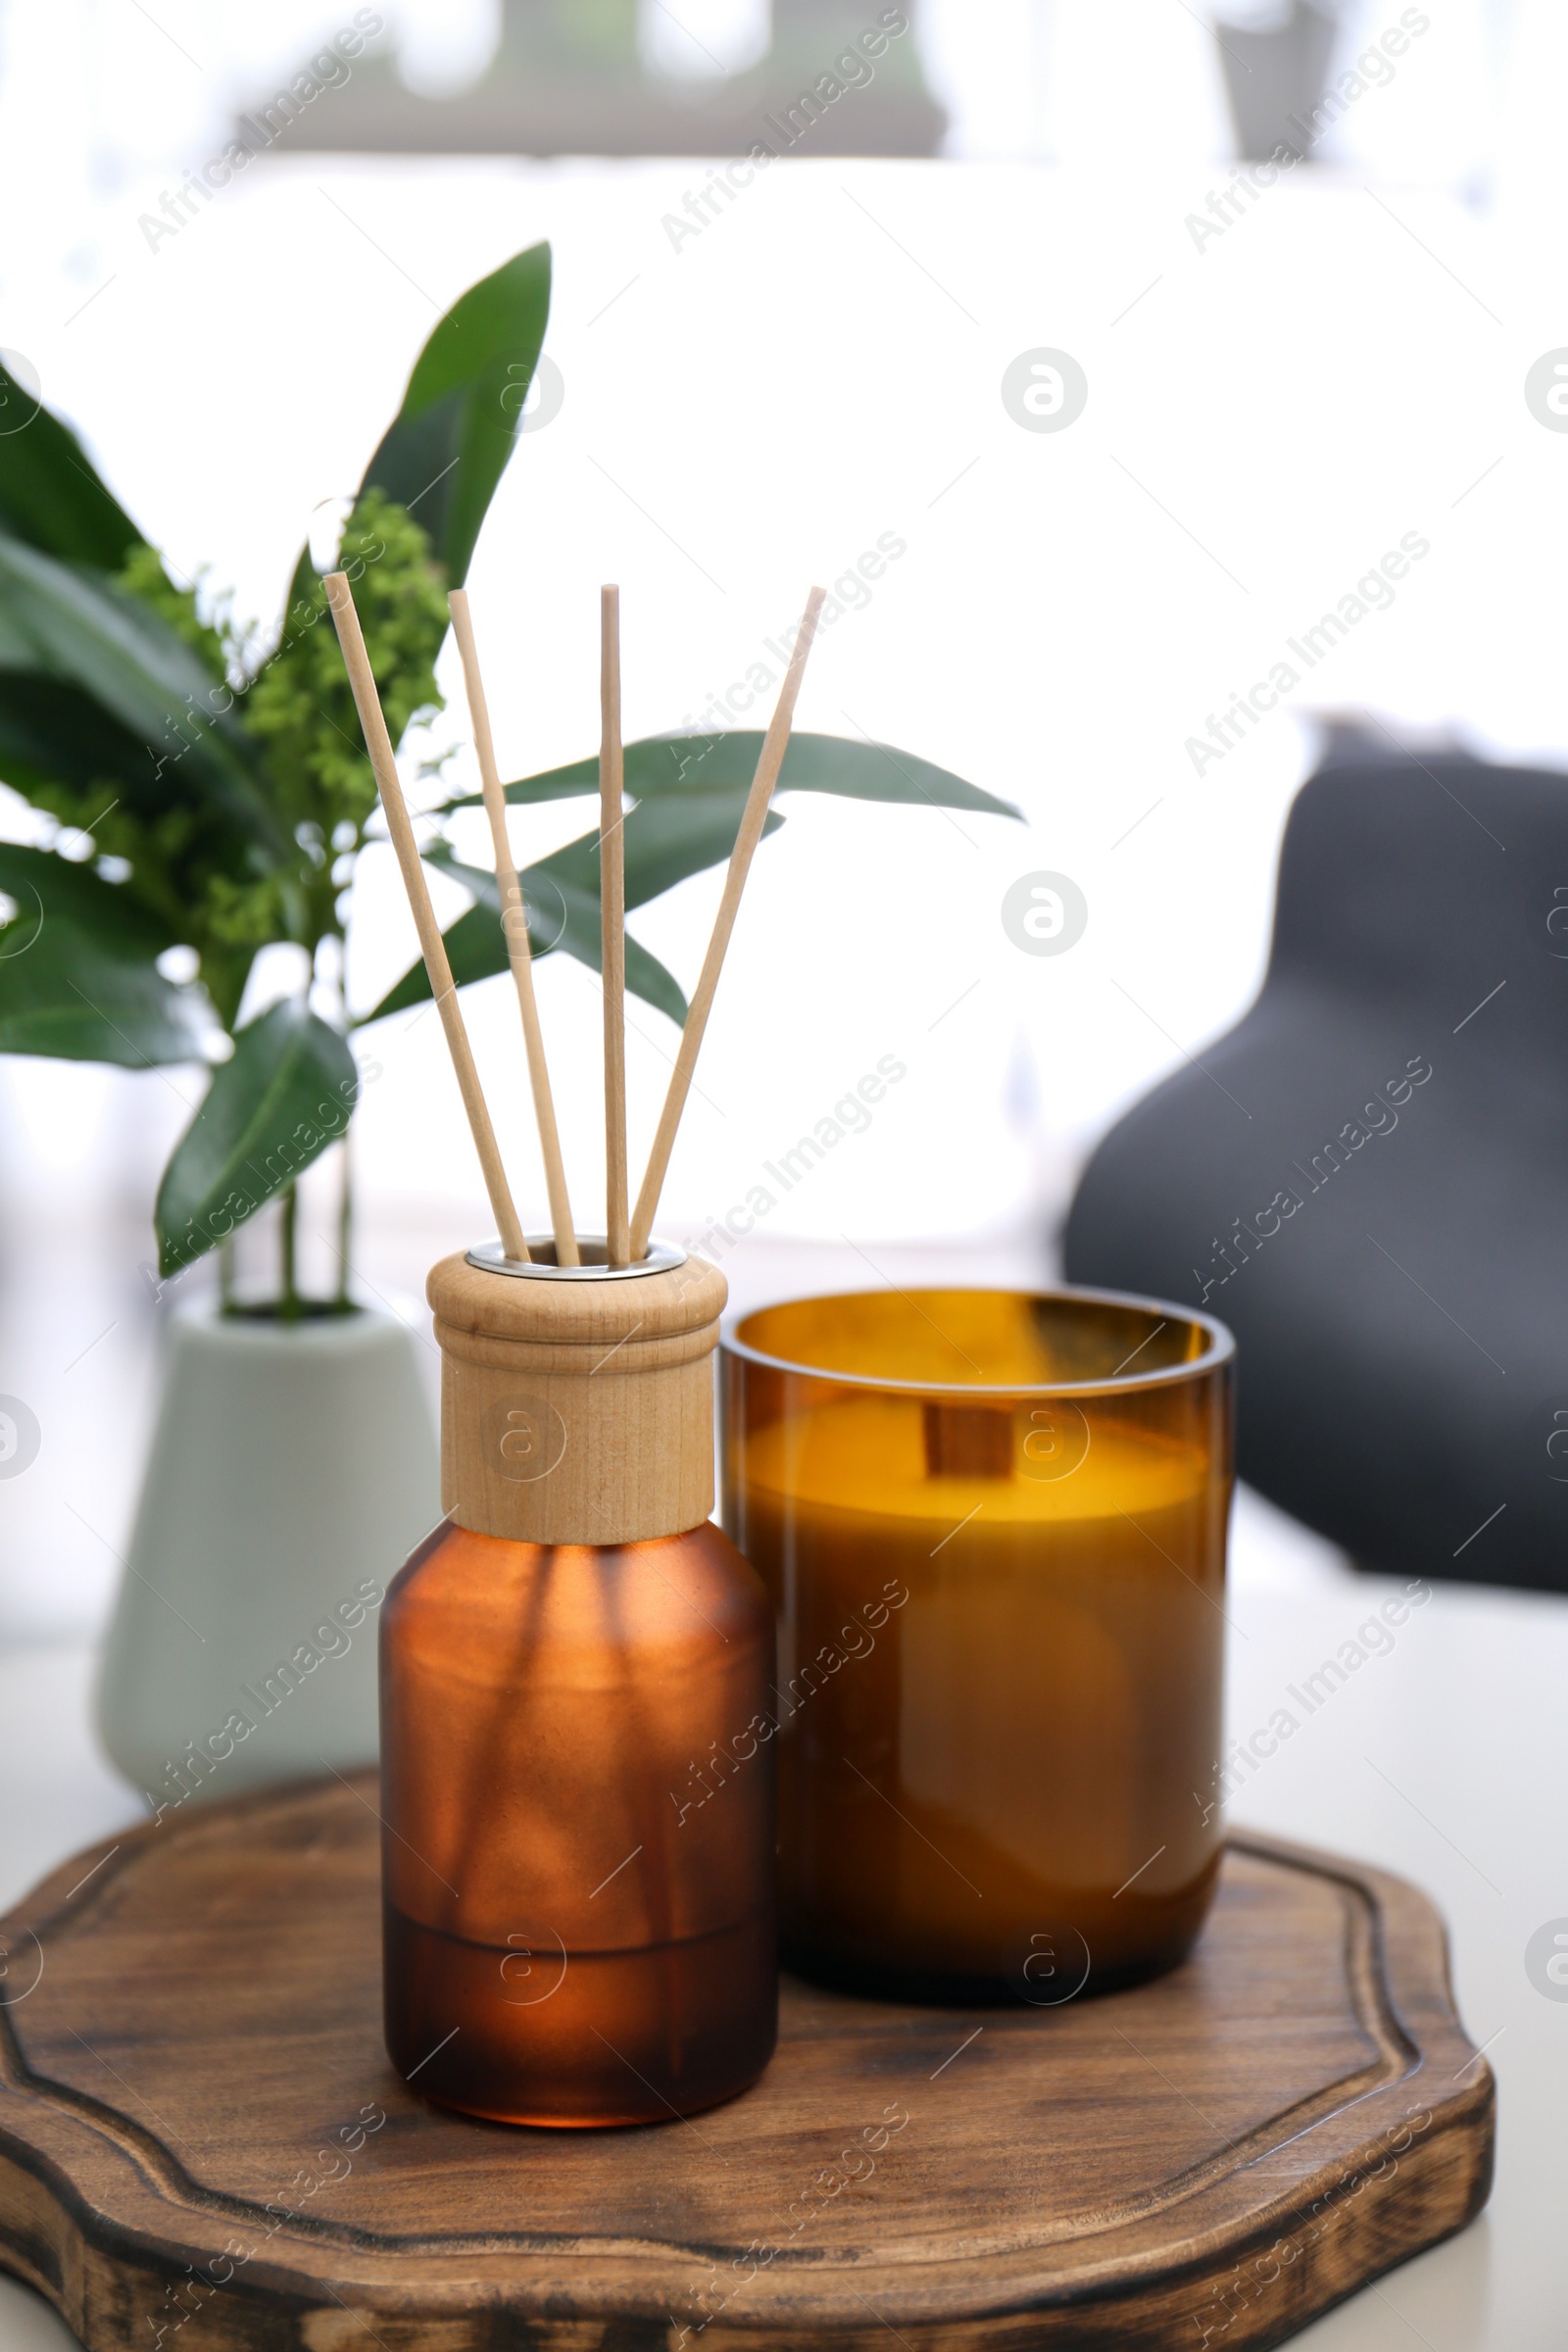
[96, 1299, 440, 1811]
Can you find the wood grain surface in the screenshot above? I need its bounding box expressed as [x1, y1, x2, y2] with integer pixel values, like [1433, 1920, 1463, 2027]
[427, 1249, 727, 1545]
[0, 1774, 1493, 2352]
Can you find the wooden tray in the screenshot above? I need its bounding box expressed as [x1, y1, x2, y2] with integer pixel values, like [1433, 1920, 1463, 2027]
[0, 1774, 1493, 2352]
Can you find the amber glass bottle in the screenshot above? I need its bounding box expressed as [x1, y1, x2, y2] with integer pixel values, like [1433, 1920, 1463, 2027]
[720, 1286, 1234, 2005]
[382, 1242, 776, 2127]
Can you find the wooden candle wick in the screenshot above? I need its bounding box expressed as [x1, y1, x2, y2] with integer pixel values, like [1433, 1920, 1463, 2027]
[448, 589, 579, 1267]
[628, 585, 826, 1261]
[601, 586, 630, 1268]
[325, 572, 529, 1265]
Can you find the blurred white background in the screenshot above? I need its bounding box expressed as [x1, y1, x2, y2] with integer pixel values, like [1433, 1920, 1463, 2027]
[3, 32, 1565, 2346]
[3, 0, 1568, 1631]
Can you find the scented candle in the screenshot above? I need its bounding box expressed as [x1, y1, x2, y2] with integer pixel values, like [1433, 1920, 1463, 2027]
[720, 1286, 1233, 2002]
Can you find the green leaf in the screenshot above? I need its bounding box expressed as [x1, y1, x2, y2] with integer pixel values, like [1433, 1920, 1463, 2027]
[0, 844, 211, 1066]
[455, 771, 602, 809]
[552, 882, 689, 1027]
[358, 243, 552, 589]
[526, 793, 784, 913]
[639, 731, 1025, 819]
[358, 899, 508, 1024]
[0, 366, 146, 569]
[155, 1002, 358, 1276]
[361, 721, 1012, 1036]
[0, 842, 173, 943]
[439, 846, 692, 1020]
[0, 537, 287, 857]
[360, 854, 688, 1030]
[0, 672, 164, 803]
[434, 730, 1023, 822]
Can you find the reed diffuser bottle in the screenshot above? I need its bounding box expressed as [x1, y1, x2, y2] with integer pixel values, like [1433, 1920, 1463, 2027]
[327, 569, 827, 2126]
[380, 1242, 775, 2127]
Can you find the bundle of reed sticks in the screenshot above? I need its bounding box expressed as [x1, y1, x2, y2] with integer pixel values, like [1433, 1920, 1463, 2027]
[326, 573, 826, 1266]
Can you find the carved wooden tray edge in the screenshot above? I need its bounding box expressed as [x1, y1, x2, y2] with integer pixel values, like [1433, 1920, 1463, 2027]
[0, 1785, 1494, 2352]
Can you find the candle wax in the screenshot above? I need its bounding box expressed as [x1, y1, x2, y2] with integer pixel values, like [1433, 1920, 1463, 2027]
[732, 1392, 1227, 1994]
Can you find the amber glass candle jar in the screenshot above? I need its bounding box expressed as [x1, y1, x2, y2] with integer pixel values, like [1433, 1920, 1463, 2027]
[720, 1286, 1233, 2004]
[381, 1241, 776, 2128]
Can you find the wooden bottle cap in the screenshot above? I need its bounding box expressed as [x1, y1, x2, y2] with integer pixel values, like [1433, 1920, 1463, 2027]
[426, 1241, 727, 1547]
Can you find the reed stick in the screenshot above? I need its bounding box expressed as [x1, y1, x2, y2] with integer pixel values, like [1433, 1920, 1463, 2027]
[628, 585, 826, 1260]
[325, 571, 530, 1265]
[448, 589, 579, 1266]
[600, 585, 630, 1267]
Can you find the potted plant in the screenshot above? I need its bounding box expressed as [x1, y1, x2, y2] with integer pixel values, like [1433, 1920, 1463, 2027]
[0, 246, 1017, 1811]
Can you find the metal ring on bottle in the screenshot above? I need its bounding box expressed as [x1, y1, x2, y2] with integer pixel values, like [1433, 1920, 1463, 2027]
[466, 1236, 689, 1284]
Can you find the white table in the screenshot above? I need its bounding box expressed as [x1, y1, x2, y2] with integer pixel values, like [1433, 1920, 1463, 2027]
[0, 1483, 1562, 2349]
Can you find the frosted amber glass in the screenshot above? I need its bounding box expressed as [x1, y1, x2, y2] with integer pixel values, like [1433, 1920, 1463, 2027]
[380, 1518, 775, 2125]
[720, 1287, 1233, 2002]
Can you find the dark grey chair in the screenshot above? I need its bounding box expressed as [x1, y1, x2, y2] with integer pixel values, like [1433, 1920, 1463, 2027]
[1064, 746, 1568, 1593]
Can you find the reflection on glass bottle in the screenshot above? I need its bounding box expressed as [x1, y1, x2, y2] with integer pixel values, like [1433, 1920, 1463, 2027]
[382, 1520, 774, 2125]
[722, 1285, 1234, 2005]
[381, 1244, 776, 2126]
